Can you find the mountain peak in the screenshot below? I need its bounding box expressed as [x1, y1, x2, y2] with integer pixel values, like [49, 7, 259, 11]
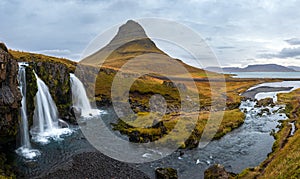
[109, 20, 148, 46]
[82, 19, 166, 66]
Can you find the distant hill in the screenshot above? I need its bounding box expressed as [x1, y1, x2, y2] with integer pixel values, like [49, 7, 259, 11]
[287, 66, 300, 72]
[206, 64, 297, 73]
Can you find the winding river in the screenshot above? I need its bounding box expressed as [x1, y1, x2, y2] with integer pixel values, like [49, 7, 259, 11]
[15, 81, 300, 178]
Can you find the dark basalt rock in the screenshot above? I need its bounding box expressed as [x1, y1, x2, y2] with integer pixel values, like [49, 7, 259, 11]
[155, 167, 178, 179]
[0, 43, 21, 142]
[0, 42, 21, 178]
[128, 130, 141, 143]
[68, 106, 82, 124]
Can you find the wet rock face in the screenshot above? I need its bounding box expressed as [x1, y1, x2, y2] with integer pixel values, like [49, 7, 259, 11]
[0, 43, 21, 143]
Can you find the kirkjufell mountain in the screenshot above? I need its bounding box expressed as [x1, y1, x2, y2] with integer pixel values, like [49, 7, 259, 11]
[81, 20, 217, 77]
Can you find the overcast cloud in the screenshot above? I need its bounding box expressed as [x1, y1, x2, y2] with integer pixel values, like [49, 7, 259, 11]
[1, 0, 300, 67]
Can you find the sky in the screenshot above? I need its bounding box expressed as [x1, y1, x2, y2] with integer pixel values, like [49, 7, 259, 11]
[1, 0, 300, 67]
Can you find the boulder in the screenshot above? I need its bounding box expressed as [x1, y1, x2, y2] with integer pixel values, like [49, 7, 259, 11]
[68, 106, 82, 123]
[256, 97, 274, 107]
[204, 164, 232, 179]
[128, 130, 141, 143]
[155, 168, 178, 179]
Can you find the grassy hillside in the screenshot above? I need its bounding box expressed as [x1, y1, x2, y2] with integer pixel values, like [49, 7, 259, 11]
[9, 50, 77, 71]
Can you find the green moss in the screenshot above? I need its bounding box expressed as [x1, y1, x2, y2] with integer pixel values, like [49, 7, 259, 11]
[25, 66, 38, 127]
[0, 153, 15, 179]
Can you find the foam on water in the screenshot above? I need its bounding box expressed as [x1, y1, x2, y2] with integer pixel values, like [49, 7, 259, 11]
[15, 147, 41, 160]
[31, 71, 73, 145]
[31, 127, 73, 145]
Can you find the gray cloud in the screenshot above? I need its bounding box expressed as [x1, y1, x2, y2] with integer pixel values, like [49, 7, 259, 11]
[217, 46, 235, 49]
[0, 0, 300, 66]
[260, 47, 300, 59]
[285, 38, 300, 45]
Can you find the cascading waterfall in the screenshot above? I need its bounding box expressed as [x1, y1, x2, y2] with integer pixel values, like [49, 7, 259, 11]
[16, 63, 40, 159]
[70, 73, 101, 117]
[30, 71, 72, 144]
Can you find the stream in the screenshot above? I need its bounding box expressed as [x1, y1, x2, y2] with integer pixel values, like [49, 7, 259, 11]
[15, 81, 300, 178]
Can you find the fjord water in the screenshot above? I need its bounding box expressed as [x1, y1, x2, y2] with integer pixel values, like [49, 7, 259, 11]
[230, 72, 300, 78]
[30, 72, 71, 144]
[15, 63, 40, 159]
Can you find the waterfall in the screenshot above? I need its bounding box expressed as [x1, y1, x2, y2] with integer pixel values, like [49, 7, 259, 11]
[30, 71, 72, 144]
[16, 63, 40, 159]
[70, 74, 92, 111]
[19, 64, 31, 148]
[70, 73, 101, 117]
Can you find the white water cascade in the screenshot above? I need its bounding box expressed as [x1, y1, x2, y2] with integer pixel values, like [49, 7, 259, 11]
[16, 63, 40, 159]
[30, 72, 72, 144]
[70, 73, 101, 117]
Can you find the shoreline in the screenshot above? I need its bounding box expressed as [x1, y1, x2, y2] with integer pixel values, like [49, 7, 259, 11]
[241, 86, 293, 99]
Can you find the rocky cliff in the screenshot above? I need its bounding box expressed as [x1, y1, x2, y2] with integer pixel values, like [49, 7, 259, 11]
[0, 42, 21, 177]
[0, 43, 21, 143]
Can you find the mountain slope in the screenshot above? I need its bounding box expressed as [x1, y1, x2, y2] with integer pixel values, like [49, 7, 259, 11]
[287, 66, 300, 72]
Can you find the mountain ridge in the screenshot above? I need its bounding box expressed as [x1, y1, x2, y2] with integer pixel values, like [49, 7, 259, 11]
[206, 64, 298, 73]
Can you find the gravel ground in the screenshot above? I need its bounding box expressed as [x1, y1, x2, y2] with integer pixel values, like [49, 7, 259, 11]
[37, 152, 150, 179]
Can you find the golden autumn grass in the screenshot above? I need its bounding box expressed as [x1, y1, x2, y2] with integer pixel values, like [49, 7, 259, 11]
[113, 109, 245, 148]
[9, 50, 77, 71]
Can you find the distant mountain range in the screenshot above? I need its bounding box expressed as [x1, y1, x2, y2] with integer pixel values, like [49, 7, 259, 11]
[205, 64, 300, 73]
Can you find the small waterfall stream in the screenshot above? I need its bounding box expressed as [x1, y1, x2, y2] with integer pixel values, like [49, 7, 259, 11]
[16, 63, 40, 159]
[30, 71, 72, 144]
[70, 73, 101, 117]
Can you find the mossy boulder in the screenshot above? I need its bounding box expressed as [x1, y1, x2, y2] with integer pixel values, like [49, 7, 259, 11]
[155, 167, 178, 179]
[256, 98, 274, 107]
[204, 164, 234, 179]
